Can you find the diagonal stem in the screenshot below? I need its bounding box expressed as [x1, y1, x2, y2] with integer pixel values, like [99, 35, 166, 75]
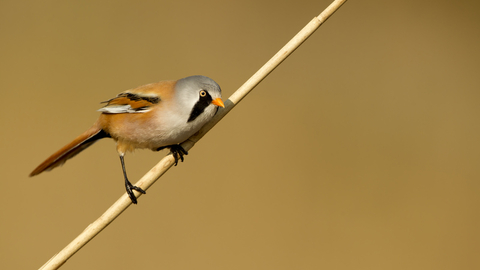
[39, 1, 348, 269]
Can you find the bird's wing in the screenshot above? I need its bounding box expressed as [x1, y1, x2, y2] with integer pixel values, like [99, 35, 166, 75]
[98, 92, 160, 114]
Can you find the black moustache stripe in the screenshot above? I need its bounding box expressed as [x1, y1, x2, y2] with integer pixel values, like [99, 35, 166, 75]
[187, 91, 213, 122]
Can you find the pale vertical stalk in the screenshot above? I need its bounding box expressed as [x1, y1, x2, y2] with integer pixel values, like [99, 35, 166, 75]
[39, 0, 348, 269]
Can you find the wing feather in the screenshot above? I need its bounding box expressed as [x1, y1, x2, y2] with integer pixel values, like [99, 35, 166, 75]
[98, 92, 160, 114]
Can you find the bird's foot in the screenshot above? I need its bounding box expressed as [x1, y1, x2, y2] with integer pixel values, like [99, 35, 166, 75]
[169, 145, 188, 166]
[125, 181, 146, 204]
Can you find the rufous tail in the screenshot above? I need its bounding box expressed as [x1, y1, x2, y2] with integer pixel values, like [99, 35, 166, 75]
[29, 123, 110, 176]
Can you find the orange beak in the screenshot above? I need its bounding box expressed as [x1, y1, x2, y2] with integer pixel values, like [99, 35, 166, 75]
[211, 98, 225, 108]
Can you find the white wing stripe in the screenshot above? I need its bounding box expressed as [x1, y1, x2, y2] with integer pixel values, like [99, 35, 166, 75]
[97, 105, 151, 114]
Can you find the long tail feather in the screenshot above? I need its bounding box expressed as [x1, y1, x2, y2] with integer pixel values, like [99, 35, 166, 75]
[30, 123, 110, 176]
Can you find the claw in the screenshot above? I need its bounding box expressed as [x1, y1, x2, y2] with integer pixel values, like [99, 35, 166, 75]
[125, 180, 146, 204]
[169, 145, 188, 166]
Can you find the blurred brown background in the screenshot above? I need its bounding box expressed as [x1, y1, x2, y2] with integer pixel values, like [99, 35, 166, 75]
[1, 0, 479, 269]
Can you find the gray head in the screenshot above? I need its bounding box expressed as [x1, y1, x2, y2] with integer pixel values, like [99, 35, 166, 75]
[176, 75, 221, 97]
[175, 75, 224, 123]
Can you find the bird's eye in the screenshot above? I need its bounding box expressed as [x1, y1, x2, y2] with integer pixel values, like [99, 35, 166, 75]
[199, 90, 207, 97]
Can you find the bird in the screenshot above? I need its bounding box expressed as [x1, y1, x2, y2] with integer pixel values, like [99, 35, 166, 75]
[30, 75, 224, 204]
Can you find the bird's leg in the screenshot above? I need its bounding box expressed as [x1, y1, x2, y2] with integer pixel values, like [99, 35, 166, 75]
[169, 145, 189, 166]
[155, 144, 188, 166]
[119, 155, 146, 204]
